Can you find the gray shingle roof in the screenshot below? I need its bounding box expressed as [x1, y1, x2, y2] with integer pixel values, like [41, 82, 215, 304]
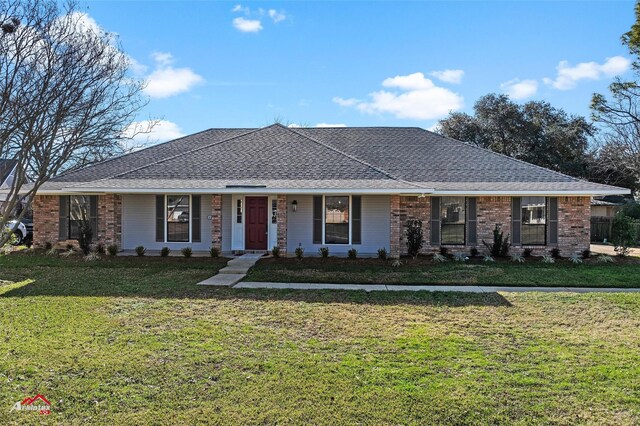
[41, 124, 628, 195]
[0, 159, 17, 185]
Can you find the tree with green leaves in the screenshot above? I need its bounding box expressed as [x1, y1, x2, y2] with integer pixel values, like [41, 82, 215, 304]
[591, 1, 640, 195]
[438, 94, 595, 178]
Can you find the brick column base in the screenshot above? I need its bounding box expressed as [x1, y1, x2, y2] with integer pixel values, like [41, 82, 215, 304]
[390, 195, 401, 258]
[98, 194, 122, 248]
[211, 195, 222, 250]
[277, 194, 287, 255]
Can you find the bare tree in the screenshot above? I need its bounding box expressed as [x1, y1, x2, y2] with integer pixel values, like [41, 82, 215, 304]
[0, 0, 147, 243]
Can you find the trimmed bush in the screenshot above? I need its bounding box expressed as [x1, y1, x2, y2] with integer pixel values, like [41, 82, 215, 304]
[107, 244, 118, 256]
[210, 247, 220, 258]
[318, 247, 329, 258]
[470, 247, 479, 257]
[347, 248, 358, 259]
[522, 248, 533, 258]
[295, 246, 304, 260]
[181, 247, 192, 258]
[44, 241, 53, 251]
[581, 249, 591, 259]
[161, 247, 170, 257]
[550, 247, 561, 259]
[135, 245, 145, 257]
[95, 243, 106, 255]
[377, 247, 388, 260]
[271, 246, 280, 258]
[439, 247, 449, 257]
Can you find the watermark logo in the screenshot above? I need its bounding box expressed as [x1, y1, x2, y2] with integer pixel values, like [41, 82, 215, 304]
[10, 394, 51, 415]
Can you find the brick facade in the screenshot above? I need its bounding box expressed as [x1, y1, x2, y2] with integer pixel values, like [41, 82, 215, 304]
[211, 194, 222, 250]
[477, 196, 511, 248]
[556, 196, 590, 255]
[33, 194, 123, 249]
[390, 195, 591, 257]
[97, 194, 122, 248]
[33, 195, 61, 248]
[389, 195, 401, 258]
[398, 196, 431, 255]
[276, 194, 287, 254]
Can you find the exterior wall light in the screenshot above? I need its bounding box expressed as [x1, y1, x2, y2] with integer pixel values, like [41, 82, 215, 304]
[292, 200, 298, 212]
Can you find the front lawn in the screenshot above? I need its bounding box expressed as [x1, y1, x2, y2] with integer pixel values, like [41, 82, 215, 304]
[246, 256, 640, 287]
[1, 253, 639, 424]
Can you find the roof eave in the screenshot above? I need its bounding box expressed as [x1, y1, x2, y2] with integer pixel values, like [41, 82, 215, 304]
[28, 187, 631, 196]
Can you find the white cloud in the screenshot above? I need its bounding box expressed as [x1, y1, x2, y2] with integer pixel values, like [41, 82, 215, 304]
[426, 123, 440, 132]
[543, 56, 631, 90]
[382, 72, 434, 90]
[268, 9, 287, 23]
[315, 123, 347, 128]
[151, 52, 173, 67]
[232, 4, 250, 14]
[337, 72, 464, 120]
[232, 17, 263, 33]
[429, 69, 465, 84]
[333, 97, 360, 107]
[500, 78, 538, 100]
[143, 52, 204, 99]
[121, 120, 185, 150]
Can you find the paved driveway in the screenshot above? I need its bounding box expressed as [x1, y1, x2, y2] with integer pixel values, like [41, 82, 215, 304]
[591, 244, 640, 258]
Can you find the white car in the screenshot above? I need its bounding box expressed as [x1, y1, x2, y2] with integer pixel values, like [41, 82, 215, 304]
[3, 219, 27, 245]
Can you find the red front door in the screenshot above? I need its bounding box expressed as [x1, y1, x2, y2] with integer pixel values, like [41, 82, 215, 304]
[245, 196, 268, 250]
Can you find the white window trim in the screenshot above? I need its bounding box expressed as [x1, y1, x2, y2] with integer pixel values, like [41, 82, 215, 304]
[165, 194, 192, 244]
[321, 194, 352, 245]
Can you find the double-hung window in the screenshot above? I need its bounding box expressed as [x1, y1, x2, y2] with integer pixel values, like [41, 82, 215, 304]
[441, 196, 466, 245]
[324, 196, 350, 244]
[521, 196, 546, 245]
[167, 195, 190, 242]
[59, 195, 97, 240]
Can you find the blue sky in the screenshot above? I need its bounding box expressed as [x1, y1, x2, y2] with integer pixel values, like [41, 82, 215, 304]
[83, 0, 635, 144]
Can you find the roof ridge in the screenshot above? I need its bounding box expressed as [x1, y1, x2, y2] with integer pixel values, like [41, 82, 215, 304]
[428, 129, 586, 183]
[86, 127, 265, 183]
[285, 126, 429, 190]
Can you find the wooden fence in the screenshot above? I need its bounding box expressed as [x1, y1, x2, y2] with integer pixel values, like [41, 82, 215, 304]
[591, 216, 640, 243]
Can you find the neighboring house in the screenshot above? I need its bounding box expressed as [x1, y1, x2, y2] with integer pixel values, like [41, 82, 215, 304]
[591, 196, 625, 218]
[0, 159, 18, 205]
[24, 124, 630, 257]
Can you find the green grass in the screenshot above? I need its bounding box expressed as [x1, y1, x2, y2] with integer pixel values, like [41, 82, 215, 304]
[1, 253, 640, 424]
[246, 256, 640, 287]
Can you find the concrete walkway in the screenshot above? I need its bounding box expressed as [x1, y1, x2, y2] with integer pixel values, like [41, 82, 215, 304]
[234, 282, 640, 293]
[197, 253, 263, 286]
